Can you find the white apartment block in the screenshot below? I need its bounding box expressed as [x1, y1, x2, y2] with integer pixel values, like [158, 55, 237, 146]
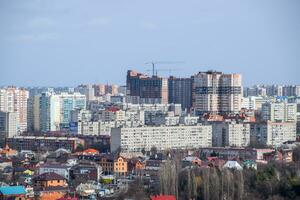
[111, 125, 212, 153]
[212, 122, 250, 147]
[251, 121, 296, 146]
[193, 71, 242, 115]
[261, 102, 297, 122]
[0, 87, 29, 133]
[0, 111, 18, 141]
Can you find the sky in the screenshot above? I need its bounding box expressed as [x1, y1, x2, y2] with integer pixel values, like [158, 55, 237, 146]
[0, 0, 299, 87]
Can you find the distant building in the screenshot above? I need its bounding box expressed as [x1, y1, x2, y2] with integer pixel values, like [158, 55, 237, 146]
[251, 121, 296, 146]
[28, 92, 86, 132]
[192, 71, 242, 116]
[39, 92, 61, 132]
[168, 76, 192, 110]
[211, 121, 250, 147]
[261, 102, 297, 122]
[0, 186, 26, 200]
[0, 87, 29, 133]
[111, 125, 212, 153]
[6, 136, 84, 152]
[0, 112, 18, 146]
[126, 70, 168, 104]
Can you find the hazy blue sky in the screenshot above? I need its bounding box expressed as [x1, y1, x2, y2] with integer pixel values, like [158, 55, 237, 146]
[0, 0, 299, 87]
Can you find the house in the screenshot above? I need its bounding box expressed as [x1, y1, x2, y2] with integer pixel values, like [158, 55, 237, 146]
[0, 145, 18, 158]
[263, 149, 293, 163]
[0, 158, 12, 171]
[223, 161, 243, 170]
[70, 161, 102, 185]
[33, 172, 67, 188]
[99, 154, 114, 175]
[243, 160, 257, 170]
[181, 156, 202, 168]
[0, 186, 26, 200]
[82, 148, 99, 155]
[206, 157, 226, 168]
[145, 160, 163, 171]
[38, 163, 71, 180]
[114, 156, 128, 176]
[128, 158, 145, 175]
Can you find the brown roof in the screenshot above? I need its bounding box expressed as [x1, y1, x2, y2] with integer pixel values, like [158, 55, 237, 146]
[33, 172, 66, 181]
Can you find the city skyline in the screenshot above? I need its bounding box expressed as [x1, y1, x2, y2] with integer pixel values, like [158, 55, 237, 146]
[1, 0, 300, 87]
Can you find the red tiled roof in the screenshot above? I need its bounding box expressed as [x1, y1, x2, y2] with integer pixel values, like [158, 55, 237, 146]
[83, 148, 99, 154]
[33, 172, 66, 181]
[150, 195, 176, 200]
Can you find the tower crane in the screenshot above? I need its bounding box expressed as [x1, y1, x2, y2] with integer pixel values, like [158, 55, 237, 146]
[144, 61, 184, 76]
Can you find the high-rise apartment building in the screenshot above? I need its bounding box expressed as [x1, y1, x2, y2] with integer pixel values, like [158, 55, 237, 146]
[251, 121, 296, 146]
[29, 92, 86, 132]
[58, 92, 86, 129]
[211, 121, 250, 147]
[0, 87, 29, 133]
[93, 84, 106, 96]
[168, 76, 192, 110]
[39, 92, 61, 132]
[76, 84, 95, 101]
[126, 70, 168, 104]
[0, 111, 18, 146]
[261, 102, 297, 122]
[193, 71, 242, 116]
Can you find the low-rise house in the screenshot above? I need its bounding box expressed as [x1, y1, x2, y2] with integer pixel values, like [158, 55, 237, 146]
[243, 160, 257, 170]
[0, 145, 18, 158]
[0, 158, 12, 171]
[263, 149, 293, 163]
[38, 163, 71, 180]
[181, 156, 202, 168]
[0, 186, 26, 200]
[70, 162, 102, 186]
[206, 157, 226, 168]
[33, 172, 68, 188]
[99, 155, 114, 175]
[128, 158, 145, 175]
[145, 160, 163, 171]
[113, 156, 128, 176]
[223, 161, 243, 170]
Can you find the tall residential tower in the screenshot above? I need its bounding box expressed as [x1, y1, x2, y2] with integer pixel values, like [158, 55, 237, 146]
[193, 71, 242, 115]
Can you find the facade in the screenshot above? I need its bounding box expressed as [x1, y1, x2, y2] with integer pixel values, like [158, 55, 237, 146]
[6, 136, 84, 152]
[111, 125, 212, 153]
[0, 112, 18, 145]
[193, 71, 242, 116]
[251, 121, 296, 146]
[126, 70, 168, 104]
[30, 92, 86, 132]
[261, 102, 297, 122]
[211, 121, 250, 147]
[39, 92, 61, 132]
[0, 87, 29, 133]
[113, 156, 128, 176]
[59, 93, 86, 129]
[33, 172, 67, 188]
[168, 76, 192, 110]
[38, 164, 71, 181]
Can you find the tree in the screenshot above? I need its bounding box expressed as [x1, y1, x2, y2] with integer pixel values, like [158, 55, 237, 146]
[75, 143, 84, 152]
